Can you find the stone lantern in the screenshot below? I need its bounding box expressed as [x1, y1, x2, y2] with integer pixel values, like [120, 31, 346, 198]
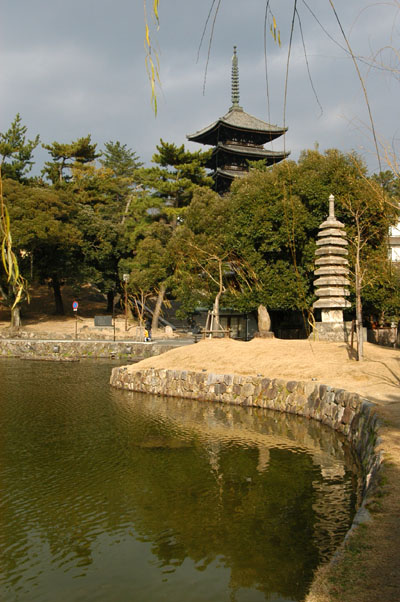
[311, 194, 351, 340]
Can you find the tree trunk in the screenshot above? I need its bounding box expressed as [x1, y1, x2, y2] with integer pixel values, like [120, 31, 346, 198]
[106, 290, 114, 313]
[51, 276, 65, 315]
[212, 258, 225, 334]
[355, 245, 363, 361]
[1, 283, 23, 330]
[213, 290, 222, 333]
[152, 282, 166, 331]
[10, 304, 22, 330]
[121, 195, 132, 225]
[355, 278, 363, 361]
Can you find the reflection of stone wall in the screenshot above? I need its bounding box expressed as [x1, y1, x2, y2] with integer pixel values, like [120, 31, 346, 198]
[0, 340, 175, 360]
[110, 367, 381, 494]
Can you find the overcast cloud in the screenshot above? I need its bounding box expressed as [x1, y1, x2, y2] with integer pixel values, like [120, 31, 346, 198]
[1, 0, 399, 175]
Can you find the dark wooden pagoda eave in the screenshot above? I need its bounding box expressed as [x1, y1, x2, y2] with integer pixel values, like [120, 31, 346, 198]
[206, 146, 290, 169]
[187, 120, 287, 146]
[212, 168, 249, 194]
[213, 168, 245, 180]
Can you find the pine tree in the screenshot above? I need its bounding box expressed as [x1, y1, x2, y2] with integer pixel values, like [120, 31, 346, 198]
[0, 114, 40, 182]
[42, 135, 99, 184]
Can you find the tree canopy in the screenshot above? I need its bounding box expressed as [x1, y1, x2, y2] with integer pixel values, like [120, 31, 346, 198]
[1, 113, 399, 330]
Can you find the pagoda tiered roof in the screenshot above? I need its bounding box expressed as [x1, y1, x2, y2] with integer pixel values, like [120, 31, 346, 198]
[206, 141, 288, 170]
[187, 106, 287, 146]
[187, 46, 289, 193]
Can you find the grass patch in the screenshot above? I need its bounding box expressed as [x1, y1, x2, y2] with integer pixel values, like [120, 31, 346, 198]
[307, 524, 373, 602]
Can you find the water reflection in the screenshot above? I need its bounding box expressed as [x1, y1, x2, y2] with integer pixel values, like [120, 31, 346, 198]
[0, 359, 360, 602]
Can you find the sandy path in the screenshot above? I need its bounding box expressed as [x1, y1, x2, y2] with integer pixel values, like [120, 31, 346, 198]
[130, 338, 400, 404]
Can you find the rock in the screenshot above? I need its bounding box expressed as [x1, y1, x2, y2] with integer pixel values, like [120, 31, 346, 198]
[256, 305, 274, 337]
[257, 304, 271, 332]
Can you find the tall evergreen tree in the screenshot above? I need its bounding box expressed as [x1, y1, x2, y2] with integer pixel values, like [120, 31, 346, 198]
[101, 141, 143, 178]
[2, 179, 83, 315]
[135, 139, 213, 213]
[121, 140, 213, 326]
[0, 114, 39, 182]
[42, 135, 99, 184]
[70, 142, 143, 312]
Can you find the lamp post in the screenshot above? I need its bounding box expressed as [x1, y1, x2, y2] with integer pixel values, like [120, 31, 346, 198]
[123, 273, 129, 331]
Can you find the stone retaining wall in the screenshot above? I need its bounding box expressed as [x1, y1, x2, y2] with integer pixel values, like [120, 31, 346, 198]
[0, 339, 176, 360]
[368, 327, 399, 348]
[110, 366, 382, 491]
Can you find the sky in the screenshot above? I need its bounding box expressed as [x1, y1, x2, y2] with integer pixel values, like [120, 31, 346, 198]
[1, 0, 399, 176]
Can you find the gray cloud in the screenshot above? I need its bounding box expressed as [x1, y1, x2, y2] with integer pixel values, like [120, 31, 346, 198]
[1, 0, 398, 175]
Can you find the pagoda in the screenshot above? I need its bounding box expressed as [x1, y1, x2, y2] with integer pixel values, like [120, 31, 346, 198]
[187, 46, 289, 193]
[310, 194, 352, 341]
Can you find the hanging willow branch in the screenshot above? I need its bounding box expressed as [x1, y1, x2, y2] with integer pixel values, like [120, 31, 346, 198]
[197, 0, 218, 63]
[0, 167, 29, 311]
[328, 0, 382, 172]
[200, 0, 222, 96]
[144, 0, 161, 115]
[295, 7, 323, 116]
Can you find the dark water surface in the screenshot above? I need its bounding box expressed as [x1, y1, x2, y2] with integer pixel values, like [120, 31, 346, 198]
[0, 359, 361, 602]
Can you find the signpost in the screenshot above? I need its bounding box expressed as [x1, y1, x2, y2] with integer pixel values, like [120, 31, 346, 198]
[73, 301, 78, 339]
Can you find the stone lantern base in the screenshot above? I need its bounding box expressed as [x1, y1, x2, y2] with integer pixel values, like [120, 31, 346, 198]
[309, 320, 353, 342]
[309, 320, 367, 343]
[321, 309, 343, 323]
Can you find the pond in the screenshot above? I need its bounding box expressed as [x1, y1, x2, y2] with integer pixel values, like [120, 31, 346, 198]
[0, 359, 361, 602]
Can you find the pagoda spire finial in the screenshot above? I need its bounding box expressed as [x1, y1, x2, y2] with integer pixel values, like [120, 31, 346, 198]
[231, 46, 241, 109]
[328, 194, 335, 219]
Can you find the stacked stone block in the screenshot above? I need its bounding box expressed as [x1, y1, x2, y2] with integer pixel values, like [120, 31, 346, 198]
[313, 194, 351, 322]
[0, 339, 175, 360]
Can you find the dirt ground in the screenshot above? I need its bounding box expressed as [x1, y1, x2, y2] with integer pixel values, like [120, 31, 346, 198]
[132, 337, 400, 405]
[0, 285, 173, 340]
[1, 287, 400, 601]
